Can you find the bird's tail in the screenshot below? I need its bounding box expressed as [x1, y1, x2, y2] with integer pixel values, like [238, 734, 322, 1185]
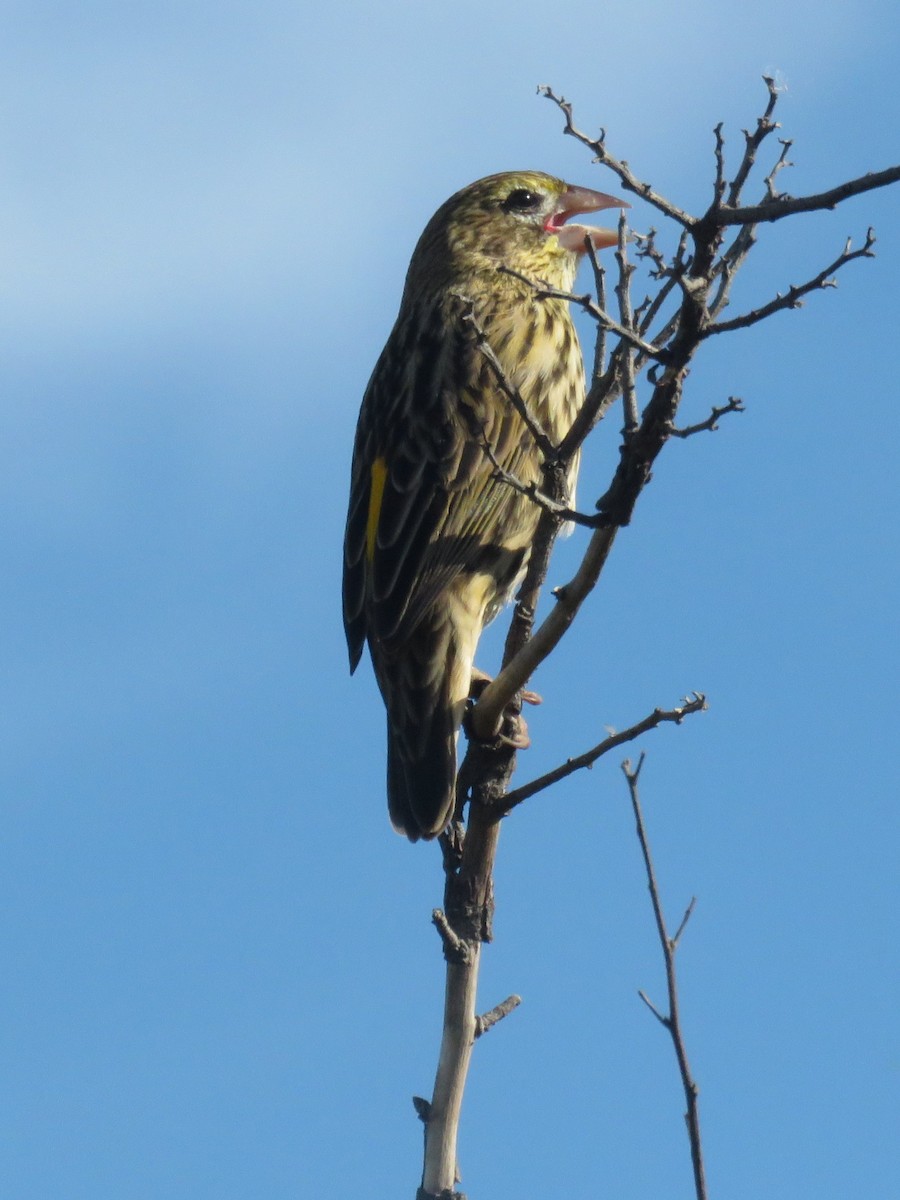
[380, 603, 478, 841]
[386, 716, 457, 842]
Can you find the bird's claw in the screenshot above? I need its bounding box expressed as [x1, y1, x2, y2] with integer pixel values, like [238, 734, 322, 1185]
[467, 667, 535, 749]
[497, 720, 531, 750]
[498, 708, 531, 750]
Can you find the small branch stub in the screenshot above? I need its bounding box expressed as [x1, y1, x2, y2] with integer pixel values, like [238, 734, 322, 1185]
[672, 896, 698, 948]
[475, 994, 522, 1038]
[432, 909, 472, 964]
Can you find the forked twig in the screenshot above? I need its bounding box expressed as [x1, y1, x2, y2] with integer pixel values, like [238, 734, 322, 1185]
[623, 755, 707, 1200]
[670, 397, 745, 438]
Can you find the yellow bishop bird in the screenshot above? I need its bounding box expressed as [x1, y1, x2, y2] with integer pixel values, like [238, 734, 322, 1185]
[343, 171, 625, 840]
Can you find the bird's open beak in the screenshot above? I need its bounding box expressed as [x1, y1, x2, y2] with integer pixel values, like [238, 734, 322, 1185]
[545, 184, 629, 253]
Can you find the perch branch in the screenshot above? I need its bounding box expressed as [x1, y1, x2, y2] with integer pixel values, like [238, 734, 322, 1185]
[470, 523, 618, 740]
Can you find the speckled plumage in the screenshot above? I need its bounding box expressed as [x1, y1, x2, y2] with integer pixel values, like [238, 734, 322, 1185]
[343, 171, 623, 840]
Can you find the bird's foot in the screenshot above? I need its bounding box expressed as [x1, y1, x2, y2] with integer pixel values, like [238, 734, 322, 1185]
[469, 666, 541, 708]
[497, 711, 531, 750]
[465, 668, 538, 750]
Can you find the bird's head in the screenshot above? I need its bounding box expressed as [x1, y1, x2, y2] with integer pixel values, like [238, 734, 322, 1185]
[407, 170, 628, 295]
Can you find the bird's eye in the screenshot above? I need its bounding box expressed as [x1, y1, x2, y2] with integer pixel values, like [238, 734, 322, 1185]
[502, 188, 542, 212]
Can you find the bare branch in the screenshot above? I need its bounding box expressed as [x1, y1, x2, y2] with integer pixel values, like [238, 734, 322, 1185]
[487, 456, 607, 528]
[474, 248, 705, 734]
[707, 224, 757, 319]
[484, 455, 607, 529]
[633, 227, 668, 278]
[704, 230, 876, 336]
[725, 74, 782, 207]
[432, 908, 471, 963]
[538, 84, 696, 227]
[623, 760, 708, 1200]
[491, 466, 570, 688]
[671, 896, 698, 949]
[764, 138, 794, 199]
[614, 214, 639, 436]
[500, 694, 707, 811]
[422, 805, 500, 1195]
[562, 361, 621, 457]
[669, 396, 745, 438]
[470, 523, 618, 739]
[709, 132, 790, 318]
[638, 989, 668, 1027]
[416, 80, 900, 1200]
[717, 166, 900, 225]
[635, 229, 691, 343]
[498, 265, 669, 363]
[712, 122, 727, 208]
[475, 994, 522, 1037]
[559, 243, 643, 458]
[461, 301, 557, 458]
[585, 236, 609, 382]
[465, 401, 601, 529]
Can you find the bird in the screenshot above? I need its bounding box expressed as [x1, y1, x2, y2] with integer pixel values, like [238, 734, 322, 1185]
[343, 170, 625, 841]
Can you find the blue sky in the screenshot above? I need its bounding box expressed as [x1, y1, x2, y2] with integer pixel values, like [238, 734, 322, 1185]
[2, 1, 898, 1197]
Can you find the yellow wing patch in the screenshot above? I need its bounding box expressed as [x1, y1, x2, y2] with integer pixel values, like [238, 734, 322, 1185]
[366, 457, 388, 561]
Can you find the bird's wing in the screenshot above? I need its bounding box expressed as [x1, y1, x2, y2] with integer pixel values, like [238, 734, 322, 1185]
[342, 295, 533, 669]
